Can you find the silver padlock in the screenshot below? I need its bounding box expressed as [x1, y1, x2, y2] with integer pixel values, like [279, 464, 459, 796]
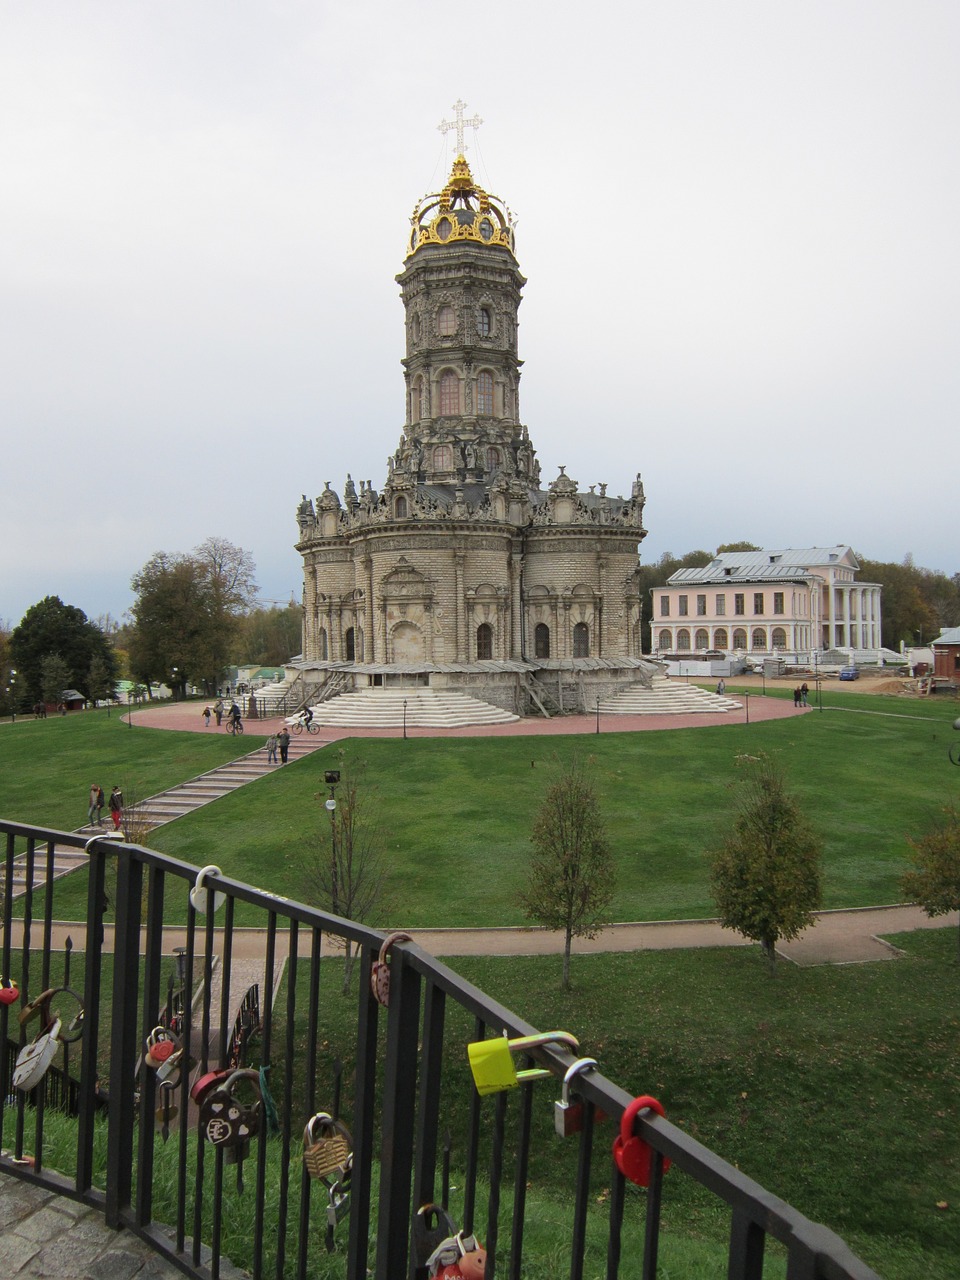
[554, 1057, 598, 1137]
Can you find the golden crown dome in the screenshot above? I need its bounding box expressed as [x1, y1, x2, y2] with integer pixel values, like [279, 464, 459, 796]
[405, 156, 516, 259]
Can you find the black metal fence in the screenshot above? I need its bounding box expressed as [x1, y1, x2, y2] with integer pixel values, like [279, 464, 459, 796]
[0, 819, 881, 1280]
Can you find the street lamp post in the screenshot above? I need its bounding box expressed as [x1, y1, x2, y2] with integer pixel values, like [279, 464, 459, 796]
[403, 698, 408, 740]
[324, 770, 341, 914]
[171, 668, 178, 702]
[744, 691, 750, 725]
[596, 694, 601, 735]
[6, 669, 16, 723]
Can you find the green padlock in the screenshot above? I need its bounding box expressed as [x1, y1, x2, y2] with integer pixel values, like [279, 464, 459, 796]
[467, 1030, 579, 1097]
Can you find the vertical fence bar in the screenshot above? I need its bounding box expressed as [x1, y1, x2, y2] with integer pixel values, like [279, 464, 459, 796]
[605, 1160, 627, 1280]
[507, 1075, 535, 1280]
[462, 1016, 485, 1236]
[374, 944, 422, 1279]
[252, 910, 278, 1280]
[569, 1105, 596, 1280]
[135, 862, 166, 1228]
[483, 1091, 508, 1279]
[0, 831, 17, 1152]
[411, 977, 446, 1223]
[105, 846, 143, 1229]
[347, 944, 379, 1280]
[296, 926, 323, 1280]
[641, 1148, 665, 1279]
[729, 1207, 766, 1280]
[178, 897, 198, 1257]
[76, 838, 108, 1192]
[275, 919, 299, 1280]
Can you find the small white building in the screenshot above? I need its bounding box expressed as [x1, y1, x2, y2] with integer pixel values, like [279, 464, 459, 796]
[650, 546, 882, 661]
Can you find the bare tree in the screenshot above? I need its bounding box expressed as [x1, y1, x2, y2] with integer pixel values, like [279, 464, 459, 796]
[298, 753, 386, 992]
[519, 756, 615, 991]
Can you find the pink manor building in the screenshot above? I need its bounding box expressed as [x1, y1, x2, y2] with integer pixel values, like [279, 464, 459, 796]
[650, 546, 882, 659]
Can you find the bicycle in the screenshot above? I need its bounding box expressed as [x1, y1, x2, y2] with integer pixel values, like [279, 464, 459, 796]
[226, 718, 244, 736]
[292, 716, 321, 736]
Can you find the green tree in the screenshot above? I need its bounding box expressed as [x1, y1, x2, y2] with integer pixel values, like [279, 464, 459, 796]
[709, 754, 823, 974]
[716, 541, 761, 553]
[87, 653, 118, 706]
[128, 539, 258, 694]
[901, 806, 960, 961]
[519, 757, 615, 990]
[11, 596, 119, 703]
[234, 604, 302, 666]
[40, 653, 72, 705]
[297, 753, 386, 993]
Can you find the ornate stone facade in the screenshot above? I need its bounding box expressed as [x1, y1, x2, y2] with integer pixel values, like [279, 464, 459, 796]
[295, 154, 653, 713]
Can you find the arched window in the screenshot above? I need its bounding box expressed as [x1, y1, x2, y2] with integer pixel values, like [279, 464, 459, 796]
[751, 628, 766, 650]
[658, 629, 672, 651]
[535, 623, 550, 658]
[318, 628, 328, 660]
[486, 446, 500, 470]
[713, 627, 728, 649]
[573, 622, 590, 657]
[411, 376, 424, 422]
[676, 628, 691, 651]
[732, 628, 747, 649]
[476, 307, 491, 337]
[395, 496, 407, 519]
[477, 371, 494, 415]
[476, 623, 493, 660]
[439, 371, 459, 415]
[695, 628, 709, 650]
[772, 627, 787, 649]
[438, 305, 456, 336]
[345, 627, 355, 661]
[433, 444, 452, 470]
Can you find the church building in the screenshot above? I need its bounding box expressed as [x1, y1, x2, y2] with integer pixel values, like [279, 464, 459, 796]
[294, 135, 653, 717]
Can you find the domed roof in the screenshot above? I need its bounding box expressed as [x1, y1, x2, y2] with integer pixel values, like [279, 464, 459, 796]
[405, 155, 516, 260]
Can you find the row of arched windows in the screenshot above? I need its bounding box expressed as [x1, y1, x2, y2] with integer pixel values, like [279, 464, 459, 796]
[658, 627, 788, 651]
[411, 370, 496, 421]
[316, 626, 363, 661]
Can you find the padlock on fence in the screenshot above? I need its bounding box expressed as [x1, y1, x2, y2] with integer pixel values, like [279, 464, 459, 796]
[425, 1229, 487, 1280]
[467, 1030, 579, 1097]
[13, 1015, 62, 1092]
[155, 1080, 178, 1138]
[19, 987, 85, 1043]
[412, 1203, 459, 1269]
[190, 1068, 232, 1107]
[198, 1068, 261, 1151]
[370, 931, 412, 1007]
[554, 1056, 599, 1137]
[144, 1025, 182, 1077]
[0, 976, 19, 1006]
[325, 1163, 352, 1230]
[611, 1094, 671, 1188]
[189, 864, 226, 914]
[304, 1112, 352, 1181]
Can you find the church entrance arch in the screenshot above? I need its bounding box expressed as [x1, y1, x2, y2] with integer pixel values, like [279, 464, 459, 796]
[392, 621, 425, 663]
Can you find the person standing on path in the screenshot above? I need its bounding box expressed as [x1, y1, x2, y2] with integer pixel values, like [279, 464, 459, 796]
[800, 682, 809, 707]
[214, 698, 223, 727]
[266, 733, 278, 764]
[87, 783, 100, 826]
[277, 726, 290, 764]
[202, 706, 212, 728]
[95, 785, 105, 826]
[716, 678, 725, 696]
[793, 686, 802, 708]
[109, 786, 123, 831]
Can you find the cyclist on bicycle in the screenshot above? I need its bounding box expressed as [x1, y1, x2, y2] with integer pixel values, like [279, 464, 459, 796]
[301, 706, 314, 729]
[228, 701, 242, 729]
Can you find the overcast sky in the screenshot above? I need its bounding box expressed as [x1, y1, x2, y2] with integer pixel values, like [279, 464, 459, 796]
[2, 2, 958, 629]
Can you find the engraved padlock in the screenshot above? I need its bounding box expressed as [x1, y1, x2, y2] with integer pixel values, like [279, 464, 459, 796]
[145, 1026, 182, 1079]
[303, 1111, 352, 1181]
[13, 1015, 62, 1092]
[198, 1068, 261, 1150]
[554, 1056, 599, 1137]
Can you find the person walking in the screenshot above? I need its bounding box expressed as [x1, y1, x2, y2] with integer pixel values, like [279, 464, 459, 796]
[109, 786, 123, 831]
[87, 783, 100, 827]
[793, 686, 802, 708]
[266, 733, 278, 764]
[202, 706, 212, 728]
[278, 726, 291, 764]
[800, 682, 809, 707]
[716, 678, 725, 696]
[214, 698, 223, 727]
[95, 785, 105, 826]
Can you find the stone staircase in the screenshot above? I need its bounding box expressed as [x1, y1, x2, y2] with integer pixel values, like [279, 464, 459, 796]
[10, 736, 325, 899]
[302, 686, 519, 728]
[599, 675, 742, 716]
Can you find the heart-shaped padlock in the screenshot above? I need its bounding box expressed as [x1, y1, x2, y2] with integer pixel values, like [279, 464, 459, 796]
[144, 1026, 179, 1069]
[611, 1095, 670, 1187]
[0, 976, 19, 1006]
[370, 931, 412, 1007]
[198, 1068, 261, 1150]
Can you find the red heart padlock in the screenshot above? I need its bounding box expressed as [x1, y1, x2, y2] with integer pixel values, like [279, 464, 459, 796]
[612, 1095, 670, 1187]
[0, 977, 19, 1006]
